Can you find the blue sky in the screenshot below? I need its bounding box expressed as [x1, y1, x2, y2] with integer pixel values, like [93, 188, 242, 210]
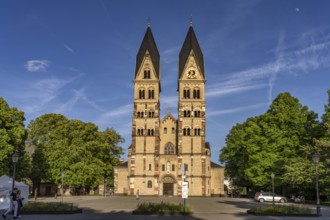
[1, 1, 330, 163]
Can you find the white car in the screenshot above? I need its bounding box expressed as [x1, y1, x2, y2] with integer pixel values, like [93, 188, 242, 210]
[255, 192, 287, 203]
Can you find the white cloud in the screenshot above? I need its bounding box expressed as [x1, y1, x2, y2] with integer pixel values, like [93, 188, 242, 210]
[208, 103, 267, 117]
[162, 46, 180, 64]
[96, 104, 133, 125]
[64, 44, 75, 54]
[22, 73, 82, 113]
[24, 60, 49, 72]
[206, 27, 330, 101]
[57, 88, 104, 114]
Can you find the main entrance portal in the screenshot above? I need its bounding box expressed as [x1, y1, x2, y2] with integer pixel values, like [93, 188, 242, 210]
[162, 175, 176, 196]
[163, 183, 173, 196]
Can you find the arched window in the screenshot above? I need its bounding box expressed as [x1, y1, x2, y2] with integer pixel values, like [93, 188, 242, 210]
[147, 180, 152, 188]
[183, 128, 190, 136]
[193, 88, 200, 99]
[165, 143, 175, 154]
[164, 127, 167, 134]
[183, 88, 190, 99]
[144, 70, 151, 79]
[148, 89, 154, 99]
[137, 111, 144, 118]
[183, 110, 191, 117]
[194, 128, 201, 136]
[148, 110, 154, 118]
[139, 89, 145, 99]
[148, 129, 154, 136]
[194, 110, 201, 117]
[171, 127, 175, 134]
[137, 128, 144, 136]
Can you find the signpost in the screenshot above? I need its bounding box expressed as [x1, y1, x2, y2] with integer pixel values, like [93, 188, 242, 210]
[182, 163, 188, 214]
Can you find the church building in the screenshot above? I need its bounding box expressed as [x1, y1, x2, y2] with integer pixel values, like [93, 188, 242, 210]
[114, 22, 224, 197]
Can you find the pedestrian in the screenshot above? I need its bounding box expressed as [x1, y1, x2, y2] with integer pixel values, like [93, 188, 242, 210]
[2, 187, 19, 219]
[136, 189, 139, 200]
[16, 190, 23, 218]
[34, 187, 38, 201]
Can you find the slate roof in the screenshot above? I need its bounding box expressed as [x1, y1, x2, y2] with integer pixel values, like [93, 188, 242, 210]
[211, 161, 223, 168]
[115, 161, 128, 167]
[179, 26, 204, 80]
[205, 142, 210, 149]
[135, 26, 160, 80]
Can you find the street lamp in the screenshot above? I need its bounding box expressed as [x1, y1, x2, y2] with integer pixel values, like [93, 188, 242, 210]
[312, 153, 321, 216]
[271, 172, 275, 205]
[61, 171, 64, 203]
[11, 152, 19, 192]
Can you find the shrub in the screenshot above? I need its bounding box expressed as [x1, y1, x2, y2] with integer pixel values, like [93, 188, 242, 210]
[249, 205, 312, 215]
[134, 201, 193, 215]
[22, 202, 80, 212]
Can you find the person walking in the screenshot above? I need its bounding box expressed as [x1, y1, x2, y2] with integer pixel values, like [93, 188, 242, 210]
[2, 187, 19, 219]
[136, 189, 139, 200]
[16, 190, 23, 218]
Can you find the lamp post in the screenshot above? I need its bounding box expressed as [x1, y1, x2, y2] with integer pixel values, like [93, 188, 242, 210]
[11, 152, 19, 192]
[61, 171, 64, 203]
[104, 178, 107, 197]
[271, 172, 275, 205]
[312, 153, 321, 216]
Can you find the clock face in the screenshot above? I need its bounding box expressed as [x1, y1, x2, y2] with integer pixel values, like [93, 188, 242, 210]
[187, 69, 197, 79]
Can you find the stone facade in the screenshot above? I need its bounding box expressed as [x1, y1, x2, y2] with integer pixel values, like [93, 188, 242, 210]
[114, 24, 224, 197]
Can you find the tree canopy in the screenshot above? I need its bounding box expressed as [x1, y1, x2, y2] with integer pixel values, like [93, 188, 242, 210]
[27, 113, 124, 193]
[0, 97, 30, 179]
[220, 92, 320, 195]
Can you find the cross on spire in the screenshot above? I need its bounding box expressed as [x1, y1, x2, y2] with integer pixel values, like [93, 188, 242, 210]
[190, 13, 193, 26]
[148, 17, 151, 27]
[166, 107, 172, 114]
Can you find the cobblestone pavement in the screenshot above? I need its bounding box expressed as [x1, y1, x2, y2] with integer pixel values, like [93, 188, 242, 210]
[2, 196, 330, 220]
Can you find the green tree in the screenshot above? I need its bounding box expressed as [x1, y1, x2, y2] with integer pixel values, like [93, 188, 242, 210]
[315, 89, 330, 196]
[220, 92, 319, 194]
[0, 97, 30, 179]
[27, 113, 124, 193]
[27, 113, 68, 189]
[98, 128, 124, 186]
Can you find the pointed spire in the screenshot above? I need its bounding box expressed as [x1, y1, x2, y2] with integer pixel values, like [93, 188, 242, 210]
[178, 25, 204, 80]
[135, 23, 160, 80]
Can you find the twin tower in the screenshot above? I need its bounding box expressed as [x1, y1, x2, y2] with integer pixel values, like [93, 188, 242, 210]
[114, 23, 224, 196]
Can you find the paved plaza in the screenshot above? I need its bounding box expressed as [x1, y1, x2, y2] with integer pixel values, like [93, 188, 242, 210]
[3, 196, 330, 220]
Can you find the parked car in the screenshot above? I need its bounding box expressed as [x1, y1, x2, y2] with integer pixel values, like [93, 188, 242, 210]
[254, 192, 287, 203]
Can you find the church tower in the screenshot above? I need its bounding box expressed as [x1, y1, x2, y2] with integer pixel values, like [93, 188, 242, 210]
[177, 23, 211, 196]
[129, 23, 161, 195]
[114, 21, 224, 197]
